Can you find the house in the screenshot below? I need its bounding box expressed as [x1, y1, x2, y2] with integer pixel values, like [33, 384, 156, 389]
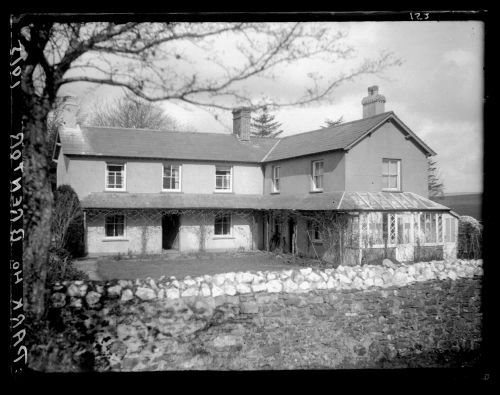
[54, 86, 459, 264]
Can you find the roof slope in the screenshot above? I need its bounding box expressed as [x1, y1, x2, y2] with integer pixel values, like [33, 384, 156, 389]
[262, 112, 392, 162]
[82, 191, 450, 211]
[60, 126, 277, 163]
[59, 110, 434, 163]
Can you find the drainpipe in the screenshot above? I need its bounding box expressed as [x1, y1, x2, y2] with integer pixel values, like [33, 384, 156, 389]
[83, 210, 87, 256]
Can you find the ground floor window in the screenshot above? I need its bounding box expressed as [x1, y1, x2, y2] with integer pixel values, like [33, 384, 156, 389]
[214, 213, 231, 236]
[361, 212, 384, 247]
[105, 214, 125, 237]
[360, 211, 446, 247]
[307, 221, 322, 242]
[397, 215, 412, 244]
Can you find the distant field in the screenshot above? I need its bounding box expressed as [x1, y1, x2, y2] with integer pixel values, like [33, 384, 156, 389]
[431, 193, 482, 221]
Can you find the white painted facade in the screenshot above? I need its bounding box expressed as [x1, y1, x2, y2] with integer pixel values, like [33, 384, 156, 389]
[86, 212, 261, 256]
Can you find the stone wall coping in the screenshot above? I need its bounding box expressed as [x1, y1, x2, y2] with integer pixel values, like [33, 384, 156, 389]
[50, 259, 483, 309]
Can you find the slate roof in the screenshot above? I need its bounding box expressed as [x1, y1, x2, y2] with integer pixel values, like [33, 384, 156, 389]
[82, 191, 450, 212]
[59, 111, 435, 163]
[60, 126, 277, 163]
[262, 112, 392, 162]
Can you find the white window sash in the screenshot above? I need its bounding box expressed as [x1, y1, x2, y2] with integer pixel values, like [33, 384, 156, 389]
[382, 159, 401, 191]
[311, 160, 324, 191]
[162, 164, 181, 191]
[214, 214, 232, 236]
[104, 214, 126, 238]
[215, 166, 232, 192]
[105, 163, 126, 191]
[272, 166, 280, 192]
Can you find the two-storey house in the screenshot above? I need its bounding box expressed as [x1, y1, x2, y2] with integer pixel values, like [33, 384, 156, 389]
[54, 86, 459, 264]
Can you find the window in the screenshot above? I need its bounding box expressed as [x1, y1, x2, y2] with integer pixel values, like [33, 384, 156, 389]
[418, 213, 440, 243]
[214, 214, 231, 236]
[272, 165, 280, 192]
[397, 215, 412, 244]
[215, 166, 232, 192]
[105, 214, 125, 238]
[382, 159, 401, 191]
[312, 160, 324, 191]
[361, 212, 383, 247]
[163, 164, 181, 191]
[445, 217, 457, 242]
[106, 163, 126, 190]
[308, 221, 322, 242]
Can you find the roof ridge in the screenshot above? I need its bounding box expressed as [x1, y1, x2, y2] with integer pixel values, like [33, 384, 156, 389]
[81, 125, 236, 137]
[278, 111, 394, 140]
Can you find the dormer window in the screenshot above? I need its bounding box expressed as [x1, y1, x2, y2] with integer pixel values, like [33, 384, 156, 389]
[215, 166, 232, 192]
[311, 160, 324, 191]
[106, 163, 126, 191]
[382, 159, 401, 191]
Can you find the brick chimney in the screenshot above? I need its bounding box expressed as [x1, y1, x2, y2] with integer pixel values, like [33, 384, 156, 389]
[60, 95, 79, 129]
[361, 86, 386, 118]
[232, 107, 251, 141]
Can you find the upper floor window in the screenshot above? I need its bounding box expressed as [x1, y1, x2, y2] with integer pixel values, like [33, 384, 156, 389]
[215, 166, 232, 192]
[106, 163, 126, 190]
[214, 213, 231, 236]
[272, 165, 280, 192]
[382, 159, 401, 191]
[163, 164, 181, 191]
[311, 160, 324, 191]
[105, 214, 125, 238]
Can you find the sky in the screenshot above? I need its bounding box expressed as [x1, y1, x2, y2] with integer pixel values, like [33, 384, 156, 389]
[66, 21, 484, 194]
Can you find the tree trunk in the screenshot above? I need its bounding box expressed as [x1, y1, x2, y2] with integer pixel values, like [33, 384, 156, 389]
[23, 100, 53, 320]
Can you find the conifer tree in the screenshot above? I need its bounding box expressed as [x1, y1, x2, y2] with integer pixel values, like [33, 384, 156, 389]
[321, 116, 343, 128]
[428, 157, 445, 197]
[251, 106, 283, 137]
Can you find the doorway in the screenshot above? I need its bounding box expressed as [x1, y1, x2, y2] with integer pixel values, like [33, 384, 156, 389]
[288, 217, 295, 253]
[162, 214, 180, 250]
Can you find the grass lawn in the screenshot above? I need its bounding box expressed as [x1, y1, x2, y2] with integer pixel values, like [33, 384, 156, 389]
[96, 251, 324, 281]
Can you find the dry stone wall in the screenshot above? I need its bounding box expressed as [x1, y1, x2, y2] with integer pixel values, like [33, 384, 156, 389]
[46, 259, 483, 371]
[51, 259, 483, 307]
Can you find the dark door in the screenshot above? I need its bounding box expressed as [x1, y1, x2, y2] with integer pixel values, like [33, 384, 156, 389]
[162, 214, 180, 250]
[288, 217, 295, 253]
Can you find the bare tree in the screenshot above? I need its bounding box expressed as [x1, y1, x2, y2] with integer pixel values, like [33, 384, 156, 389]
[428, 157, 445, 198]
[83, 92, 179, 130]
[12, 17, 400, 320]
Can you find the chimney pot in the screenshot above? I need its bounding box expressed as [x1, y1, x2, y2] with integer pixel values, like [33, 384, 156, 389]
[232, 107, 251, 141]
[361, 86, 386, 118]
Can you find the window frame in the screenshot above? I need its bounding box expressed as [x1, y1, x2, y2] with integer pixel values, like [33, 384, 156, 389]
[162, 163, 182, 192]
[308, 221, 322, 243]
[272, 165, 280, 193]
[105, 162, 126, 191]
[104, 214, 126, 239]
[415, 212, 444, 245]
[214, 165, 233, 193]
[214, 213, 232, 237]
[311, 160, 324, 192]
[382, 158, 401, 191]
